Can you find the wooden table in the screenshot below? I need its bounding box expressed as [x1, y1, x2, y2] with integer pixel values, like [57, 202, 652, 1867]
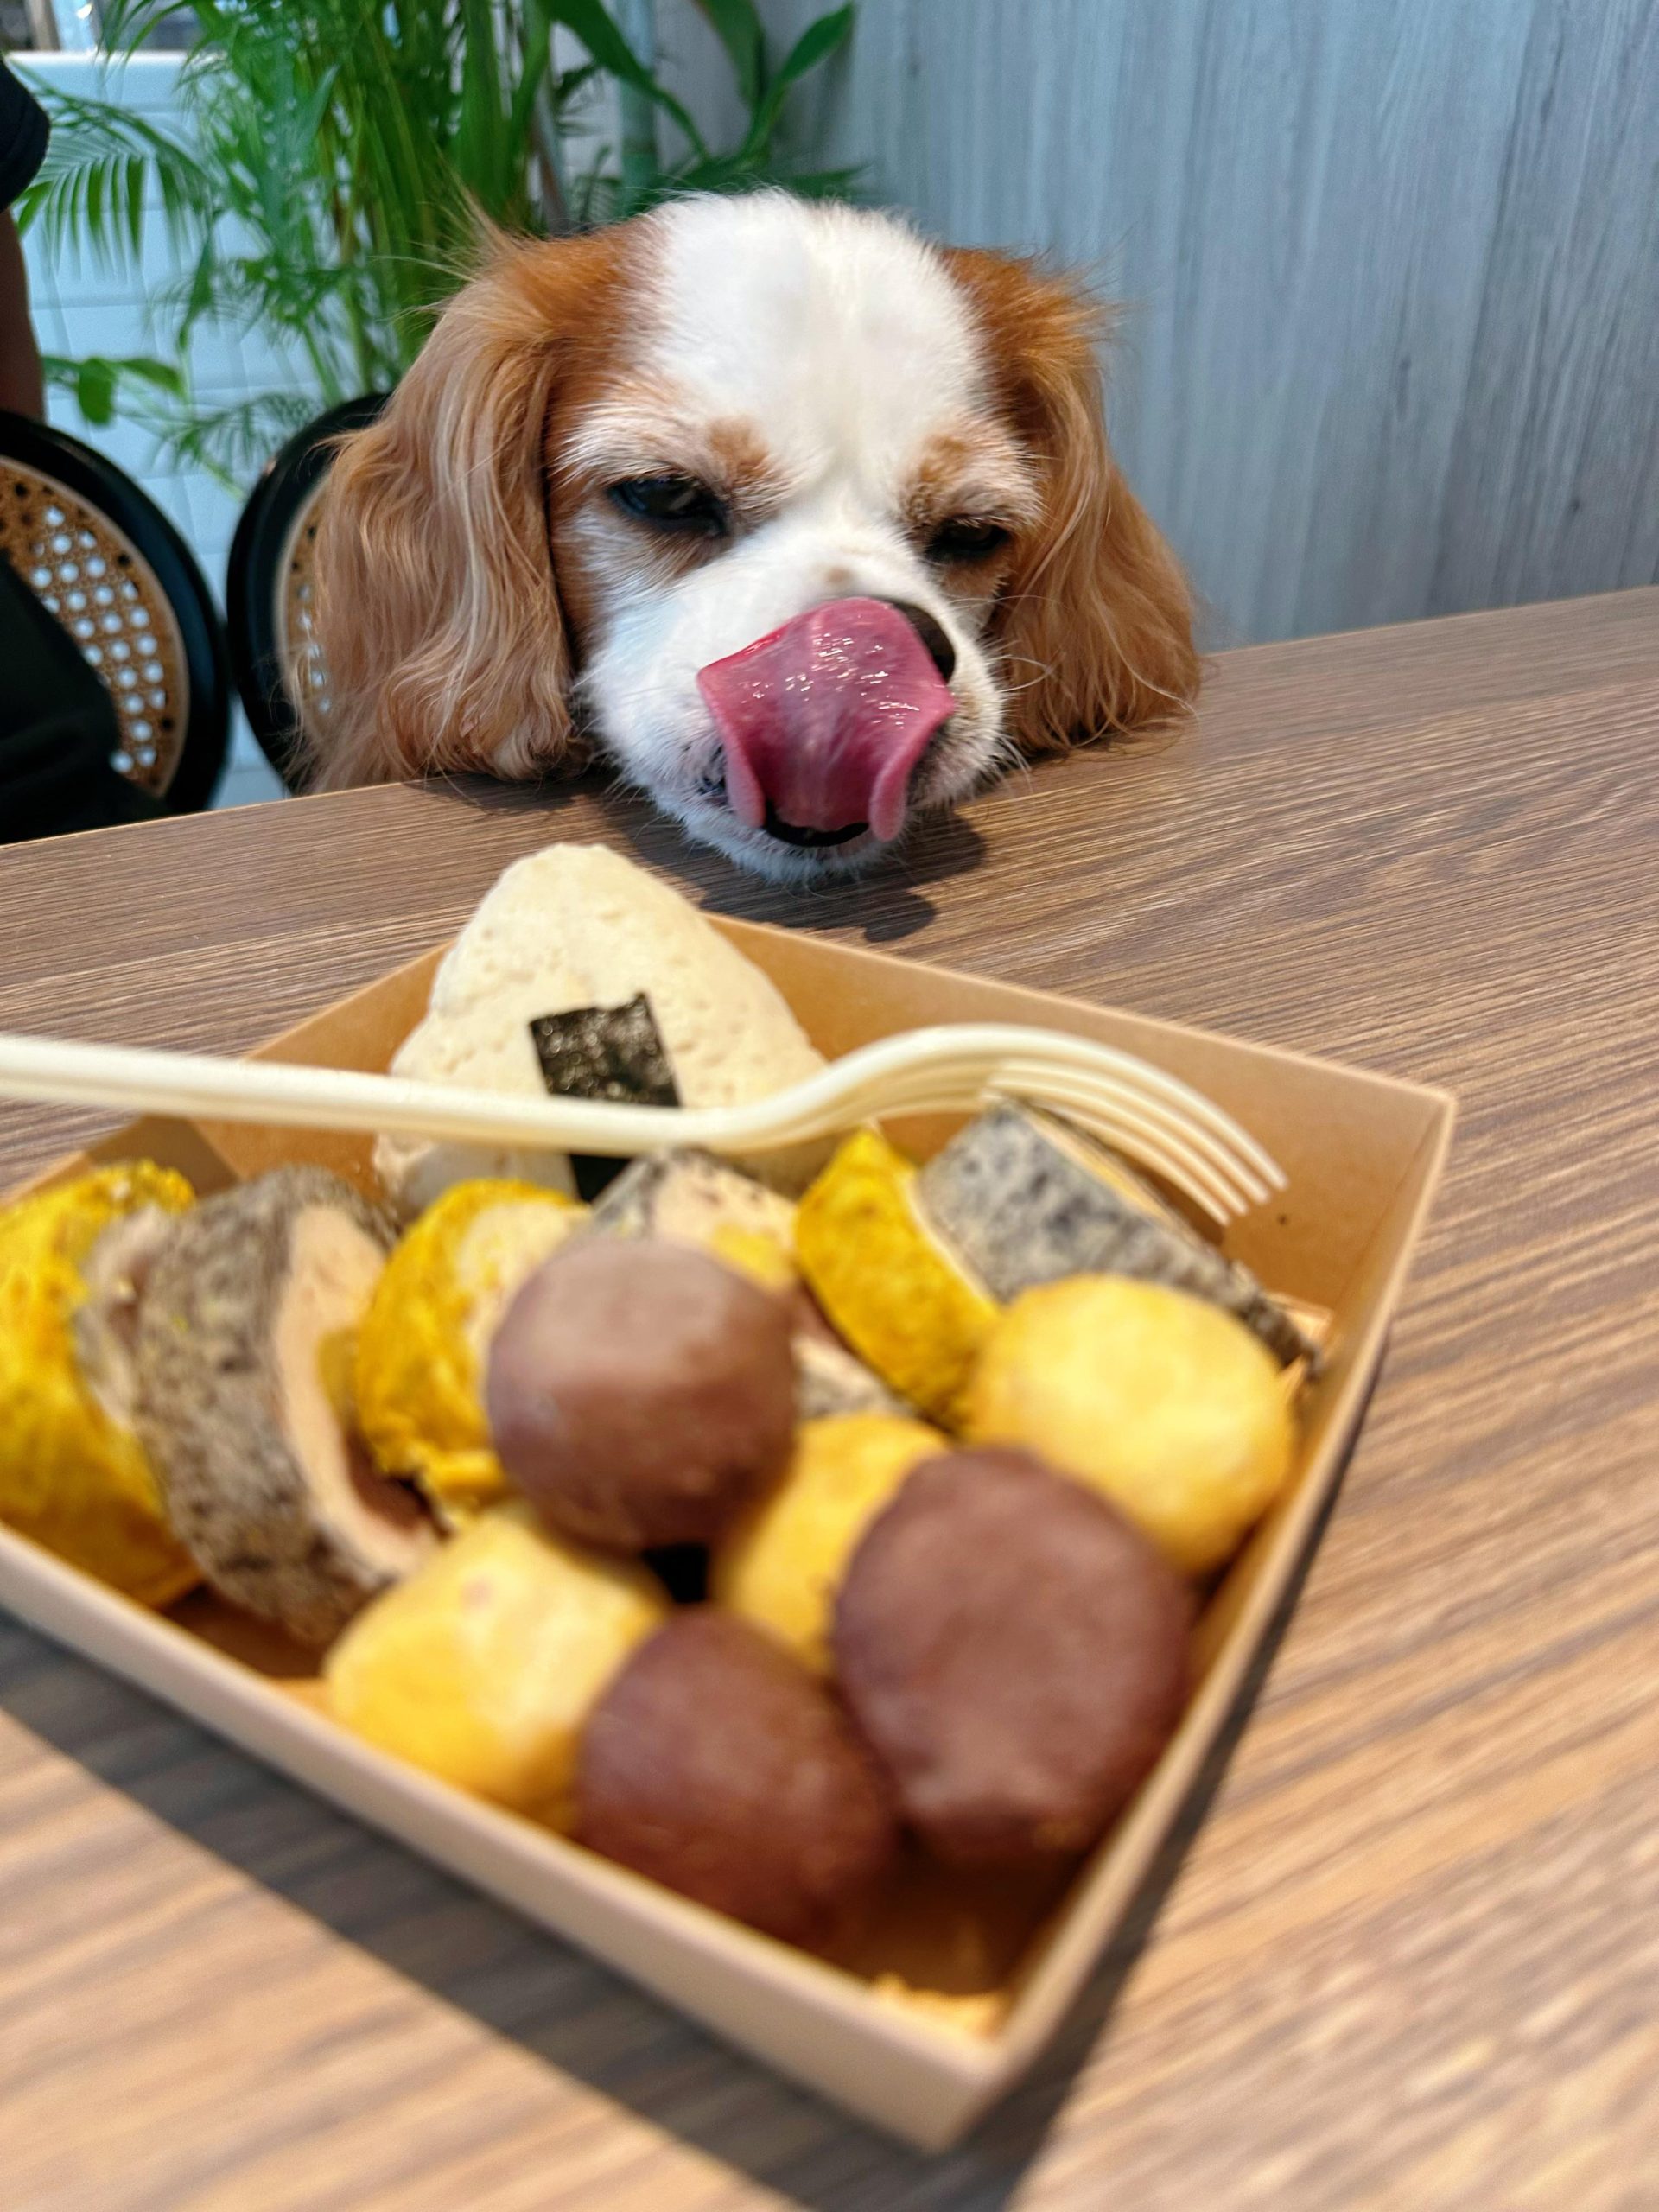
[3, 588, 1657, 2210]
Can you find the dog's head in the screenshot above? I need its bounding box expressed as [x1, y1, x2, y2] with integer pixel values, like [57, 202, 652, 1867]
[308, 194, 1197, 880]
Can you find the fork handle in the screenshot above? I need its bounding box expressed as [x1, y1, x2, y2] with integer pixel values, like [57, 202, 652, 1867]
[0, 1032, 696, 1158]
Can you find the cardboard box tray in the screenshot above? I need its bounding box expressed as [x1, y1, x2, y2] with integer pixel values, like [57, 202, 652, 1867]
[0, 918, 1453, 2148]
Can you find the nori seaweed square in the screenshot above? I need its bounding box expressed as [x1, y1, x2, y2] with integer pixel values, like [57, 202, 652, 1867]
[527, 993, 680, 1108]
[529, 994, 679, 1198]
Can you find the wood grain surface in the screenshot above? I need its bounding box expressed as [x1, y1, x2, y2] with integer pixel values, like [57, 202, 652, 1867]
[2, 587, 1658, 2209]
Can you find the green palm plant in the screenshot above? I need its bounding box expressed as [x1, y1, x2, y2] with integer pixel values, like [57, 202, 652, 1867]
[17, 0, 856, 480]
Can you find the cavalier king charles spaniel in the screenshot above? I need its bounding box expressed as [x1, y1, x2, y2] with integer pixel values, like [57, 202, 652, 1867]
[307, 192, 1198, 881]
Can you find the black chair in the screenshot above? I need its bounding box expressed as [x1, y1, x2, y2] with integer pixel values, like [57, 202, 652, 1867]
[226, 394, 387, 793]
[0, 410, 231, 815]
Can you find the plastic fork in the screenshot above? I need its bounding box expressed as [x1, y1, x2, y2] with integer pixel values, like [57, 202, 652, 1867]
[0, 1021, 1285, 1224]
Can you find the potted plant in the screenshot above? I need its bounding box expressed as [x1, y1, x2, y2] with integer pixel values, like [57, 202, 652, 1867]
[18, 0, 857, 480]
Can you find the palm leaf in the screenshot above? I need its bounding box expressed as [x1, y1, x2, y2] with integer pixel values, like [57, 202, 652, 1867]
[96, 0, 199, 53]
[743, 3, 853, 156]
[158, 388, 324, 486]
[550, 0, 709, 159]
[777, 162, 866, 200]
[508, 0, 567, 166]
[41, 352, 184, 430]
[14, 81, 214, 267]
[690, 0, 764, 110]
[454, 0, 510, 210]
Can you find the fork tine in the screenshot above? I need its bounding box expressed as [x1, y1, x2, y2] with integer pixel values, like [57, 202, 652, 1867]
[988, 1058, 1274, 1209]
[981, 1078, 1247, 1222]
[815, 1065, 1248, 1223]
[883, 1047, 1273, 1211]
[1001, 1031, 1287, 1192]
[845, 1027, 1286, 1196]
[833, 1046, 1271, 1213]
[833, 1027, 1282, 1194]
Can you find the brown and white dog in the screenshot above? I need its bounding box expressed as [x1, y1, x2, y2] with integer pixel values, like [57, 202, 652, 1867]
[307, 192, 1198, 881]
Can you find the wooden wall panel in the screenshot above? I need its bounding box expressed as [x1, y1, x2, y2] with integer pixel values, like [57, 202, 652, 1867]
[1428, 0, 1659, 617]
[672, 0, 1659, 644]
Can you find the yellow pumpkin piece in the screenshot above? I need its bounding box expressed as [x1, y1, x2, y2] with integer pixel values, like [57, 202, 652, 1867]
[967, 1275, 1296, 1575]
[0, 1161, 197, 1605]
[325, 1503, 666, 1821]
[353, 1178, 583, 1522]
[714, 1413, 946, 1670]
[794, 1129, 996, 1425]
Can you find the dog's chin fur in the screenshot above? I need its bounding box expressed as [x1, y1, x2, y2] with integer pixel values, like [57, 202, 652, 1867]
[304, 193, 1200, 877]
[653, 802, 887, 887]
[632, 725, 1000, 887]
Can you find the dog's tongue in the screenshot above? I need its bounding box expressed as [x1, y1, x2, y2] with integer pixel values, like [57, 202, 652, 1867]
[696, 598, 955, 843]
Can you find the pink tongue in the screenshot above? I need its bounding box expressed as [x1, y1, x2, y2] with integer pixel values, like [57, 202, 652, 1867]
[696, 597, 956, 843]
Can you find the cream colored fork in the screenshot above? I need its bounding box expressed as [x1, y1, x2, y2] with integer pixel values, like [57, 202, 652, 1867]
[0, 1022, 1284, 1224]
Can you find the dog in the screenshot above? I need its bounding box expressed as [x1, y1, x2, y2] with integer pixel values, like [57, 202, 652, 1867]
[307, 192, 1198, 881]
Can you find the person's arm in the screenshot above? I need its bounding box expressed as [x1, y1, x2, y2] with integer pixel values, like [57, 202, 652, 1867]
[0, 208, 45, 416]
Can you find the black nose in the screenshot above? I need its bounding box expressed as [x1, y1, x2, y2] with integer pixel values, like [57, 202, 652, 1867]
[874, 598, 956, 683]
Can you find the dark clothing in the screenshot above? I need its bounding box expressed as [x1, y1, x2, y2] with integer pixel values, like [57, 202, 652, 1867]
[0, 556, 162, 840]
[0, 54, 48, 211]
[2, 58, 162, 842]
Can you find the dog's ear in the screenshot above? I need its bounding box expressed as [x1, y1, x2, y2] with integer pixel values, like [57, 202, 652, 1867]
[304, 233, 620, 791]
[943, 248, 1198, 754]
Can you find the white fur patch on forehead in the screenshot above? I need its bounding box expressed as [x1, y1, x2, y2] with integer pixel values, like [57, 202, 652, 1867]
[639, 194, 988, 485]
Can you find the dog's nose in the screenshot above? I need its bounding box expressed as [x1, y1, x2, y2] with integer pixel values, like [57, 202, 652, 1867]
[873, 599, 956, 683]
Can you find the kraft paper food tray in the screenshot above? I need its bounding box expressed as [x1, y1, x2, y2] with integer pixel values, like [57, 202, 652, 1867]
[0, 918, 1454, 2150]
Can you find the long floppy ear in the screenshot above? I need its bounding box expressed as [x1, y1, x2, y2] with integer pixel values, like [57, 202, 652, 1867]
[943, 248, 1199, 754]
[304, 232, 621, 791]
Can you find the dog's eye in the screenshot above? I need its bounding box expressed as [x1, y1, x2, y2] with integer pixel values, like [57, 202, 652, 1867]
[925, 517, 1012, 564]
[609, 474, 728, 537]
